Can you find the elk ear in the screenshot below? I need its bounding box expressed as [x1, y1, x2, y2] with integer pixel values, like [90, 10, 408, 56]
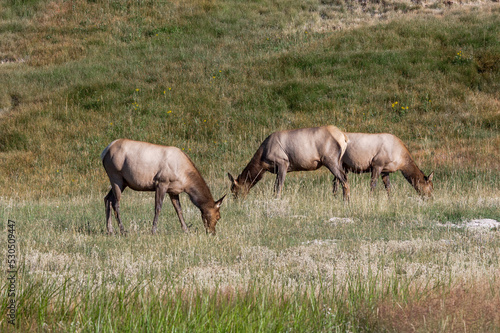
[427, 172, 434, 181]
[227, 173, 237, 184]
[215, 194, 226, 208]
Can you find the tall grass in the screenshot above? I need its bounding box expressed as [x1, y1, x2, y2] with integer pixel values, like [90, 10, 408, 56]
[1, 270, 381, 332]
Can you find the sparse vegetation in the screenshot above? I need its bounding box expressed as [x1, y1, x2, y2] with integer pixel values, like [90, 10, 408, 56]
[0, 0, 499, 331]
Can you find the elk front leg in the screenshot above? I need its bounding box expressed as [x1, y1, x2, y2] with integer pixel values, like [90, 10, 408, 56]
[169, 193, 189, 233]
[370, 167, 383, 192]
[381, 172, 391, 196]
[273, 164, 288, 198]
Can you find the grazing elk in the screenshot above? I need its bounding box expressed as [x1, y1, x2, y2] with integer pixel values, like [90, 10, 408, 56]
[227, 126, 350, 200]
[101, 139, 225, 235]
[332, 133, 434, 199]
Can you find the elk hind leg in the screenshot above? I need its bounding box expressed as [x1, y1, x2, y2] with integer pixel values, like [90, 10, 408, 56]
[111, 183, 126, 235]
[332, 177, 339, 195]
[324, 160, 350, 202]
[332, 171, 350, 198]
[105, 183, 126, 235]
[104, 190, 115, 234]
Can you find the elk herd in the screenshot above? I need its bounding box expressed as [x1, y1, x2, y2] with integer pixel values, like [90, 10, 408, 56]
[101, 126, 434, 235]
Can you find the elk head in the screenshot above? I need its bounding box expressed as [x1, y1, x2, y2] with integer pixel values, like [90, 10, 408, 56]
[417, 171, 434, 198]
[202, 195, 226, 235]
[227, 173, 250, 199]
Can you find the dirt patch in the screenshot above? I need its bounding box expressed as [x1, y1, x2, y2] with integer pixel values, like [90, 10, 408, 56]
[327, 217, 354, 225]
[438, 218, 500, 231]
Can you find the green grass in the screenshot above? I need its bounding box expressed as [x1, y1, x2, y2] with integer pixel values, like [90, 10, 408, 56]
[1, 0, 499, 331]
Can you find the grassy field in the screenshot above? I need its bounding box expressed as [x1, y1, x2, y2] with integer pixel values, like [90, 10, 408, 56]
[1, 0, 499, 331]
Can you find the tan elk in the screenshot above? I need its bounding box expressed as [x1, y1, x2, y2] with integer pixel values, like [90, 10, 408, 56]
[227, 126, 350, 200]
[101, 139, 225, 235]
[332, 133, 434, 199]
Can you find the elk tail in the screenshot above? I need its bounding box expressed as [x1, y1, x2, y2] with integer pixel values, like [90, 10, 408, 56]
[100, 140, 118, 161]
[339, 132, 349, 162]
[343, 132, 349, 144]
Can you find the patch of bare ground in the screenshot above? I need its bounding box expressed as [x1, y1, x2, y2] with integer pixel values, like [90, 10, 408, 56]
[300, 0, 500, 33]
[438, 218, 500, 231]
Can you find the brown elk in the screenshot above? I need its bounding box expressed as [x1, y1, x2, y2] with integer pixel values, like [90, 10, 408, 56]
[332, 133, 434, 199]
[101, 139, 225, 235]
[227, 126, 350, 200]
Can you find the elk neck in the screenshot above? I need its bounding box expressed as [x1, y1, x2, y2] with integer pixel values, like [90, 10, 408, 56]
[185, 170, 216, 211]
[237, 145, 266, 190]
[400, 157, 427, 190]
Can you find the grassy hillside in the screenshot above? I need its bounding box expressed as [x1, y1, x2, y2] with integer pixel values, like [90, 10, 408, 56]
[0, 0, 498, 198]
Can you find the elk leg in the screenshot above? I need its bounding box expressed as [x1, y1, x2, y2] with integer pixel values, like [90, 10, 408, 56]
[324, 160, 350, 202]
[110, 182, 126, 235]
[341, 174, 350, 202]
[332, 177, 339, 195]
[332, 170, 350, 198]
[152, 183, 168, 234]
[370, 167, 382, 192]
[169, 193, 189, 233]
[104, 190, 115, 235]
[382, 172, 391, 196]
[274, 164, 288, 198]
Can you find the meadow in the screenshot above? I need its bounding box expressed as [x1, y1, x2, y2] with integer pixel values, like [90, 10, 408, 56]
[1, 0, 499, 331]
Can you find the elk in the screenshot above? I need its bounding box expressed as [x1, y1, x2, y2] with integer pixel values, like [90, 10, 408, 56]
[332, 133, 434, 199]
[227, 126, 350, 200]
[101, 139, 225, 235]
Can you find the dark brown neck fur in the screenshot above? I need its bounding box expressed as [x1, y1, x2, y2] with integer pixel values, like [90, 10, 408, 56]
[186, 169, 215, 212]
[400, 157, 426, 191]
[237, 145, 267, 191]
